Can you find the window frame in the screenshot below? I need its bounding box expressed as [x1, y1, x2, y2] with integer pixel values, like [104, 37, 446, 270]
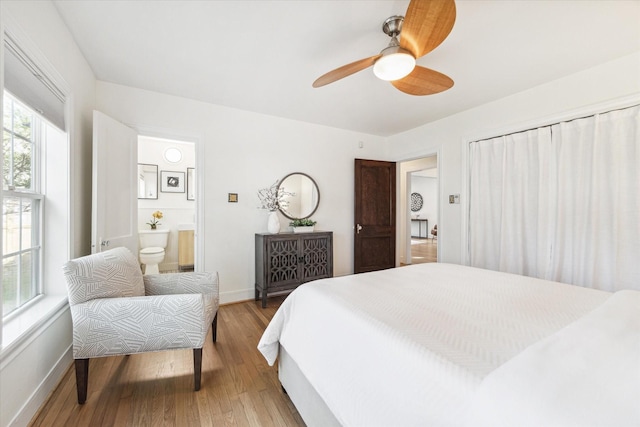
[2, 91, 45, 319]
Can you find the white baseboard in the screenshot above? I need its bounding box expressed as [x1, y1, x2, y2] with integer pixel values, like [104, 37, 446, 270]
[9, 346, 72, 427]
[220, 288, 255, 305]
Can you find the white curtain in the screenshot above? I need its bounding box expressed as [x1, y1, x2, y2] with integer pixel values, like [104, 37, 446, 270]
[469, 105, 640, 291]
[549, 106, 640, 291]
[469, 128, 553, 277]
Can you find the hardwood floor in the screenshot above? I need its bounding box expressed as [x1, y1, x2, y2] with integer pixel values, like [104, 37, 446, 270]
[410, 237, 438, 264]
[29, 296, 305, 427]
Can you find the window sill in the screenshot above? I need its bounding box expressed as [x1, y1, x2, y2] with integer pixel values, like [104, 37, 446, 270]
[1, 295, 69, 361]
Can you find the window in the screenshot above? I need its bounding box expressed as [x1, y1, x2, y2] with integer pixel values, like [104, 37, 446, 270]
[1, 28, 70, 353]
[2, 92, 43, 316]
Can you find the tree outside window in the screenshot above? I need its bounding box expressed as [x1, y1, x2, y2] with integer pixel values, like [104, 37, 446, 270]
[3, 92, 41, 316]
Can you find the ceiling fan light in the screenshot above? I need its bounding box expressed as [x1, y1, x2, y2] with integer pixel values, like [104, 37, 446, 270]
[373, 50, 416, 81]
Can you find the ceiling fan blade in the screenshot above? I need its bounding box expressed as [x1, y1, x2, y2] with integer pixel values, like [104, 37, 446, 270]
[400, 0, 456, 59]
[391, 66, 453, 96]
[312, 55, 381, 88]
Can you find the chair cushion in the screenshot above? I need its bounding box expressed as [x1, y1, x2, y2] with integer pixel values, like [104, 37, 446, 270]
[63, 247, 145, 306]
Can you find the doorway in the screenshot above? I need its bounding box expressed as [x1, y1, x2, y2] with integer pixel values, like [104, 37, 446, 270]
[399, 155, 438, 266]
[138, 136, 196, 273]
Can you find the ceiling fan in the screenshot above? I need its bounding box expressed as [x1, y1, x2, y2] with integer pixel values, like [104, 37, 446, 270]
[312, 0, 456, 96]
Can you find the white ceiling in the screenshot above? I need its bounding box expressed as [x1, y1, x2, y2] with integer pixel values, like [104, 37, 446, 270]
[52, 0, 640, 137]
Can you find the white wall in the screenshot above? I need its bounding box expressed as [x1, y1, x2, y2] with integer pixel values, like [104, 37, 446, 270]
[96, 81, 387, 303]
[410, 176, 437, 236]
[1, 1, 96, 426]
[388, 51, 640, 265]
[138, 136, 196, 270]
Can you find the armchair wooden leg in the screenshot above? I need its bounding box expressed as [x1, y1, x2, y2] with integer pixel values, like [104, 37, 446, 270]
[193, 348, 203, 391]
[75, 359, 89, 404]
[212, 312, 218, 343]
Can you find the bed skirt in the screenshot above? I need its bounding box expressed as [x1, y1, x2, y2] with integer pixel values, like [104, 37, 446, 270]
[279, 345, 340, 426]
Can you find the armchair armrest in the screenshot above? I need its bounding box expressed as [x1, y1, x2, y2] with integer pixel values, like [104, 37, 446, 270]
[143, 272, 219, 338]
[69, 294, 209, 358]
[144, 272, 219, 298]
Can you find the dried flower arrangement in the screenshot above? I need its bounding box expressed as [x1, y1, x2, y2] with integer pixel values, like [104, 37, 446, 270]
[257, 181, 294, 212]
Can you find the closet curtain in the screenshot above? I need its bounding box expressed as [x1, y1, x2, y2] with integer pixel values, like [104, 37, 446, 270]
[469, 128, 553, 278]
[469, 105, 640, 291]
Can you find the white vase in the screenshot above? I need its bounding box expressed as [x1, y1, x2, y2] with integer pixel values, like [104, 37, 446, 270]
[267, 211, 280, 234]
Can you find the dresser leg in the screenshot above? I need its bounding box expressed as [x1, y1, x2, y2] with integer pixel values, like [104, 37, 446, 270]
[262, 291, 268, 308]
[255, 288, 259, 301]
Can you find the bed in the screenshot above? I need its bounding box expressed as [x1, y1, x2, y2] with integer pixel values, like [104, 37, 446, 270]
[257, 263, 639, 426]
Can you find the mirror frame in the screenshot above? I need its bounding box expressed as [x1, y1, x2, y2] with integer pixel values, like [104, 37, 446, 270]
[187, 167, 195, 201]
[278, 172, 320, 220]
[138, 163, 158, 200]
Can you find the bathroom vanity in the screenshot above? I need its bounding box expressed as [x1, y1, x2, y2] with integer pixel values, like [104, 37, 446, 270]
[178, 226, 195, 271]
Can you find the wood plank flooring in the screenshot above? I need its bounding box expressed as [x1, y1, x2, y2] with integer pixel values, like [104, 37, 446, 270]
[29, 296, 305, 427]
[410, 237, 438, 264]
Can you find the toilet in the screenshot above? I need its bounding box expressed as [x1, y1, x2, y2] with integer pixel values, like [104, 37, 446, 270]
[138, 229, 170, 275]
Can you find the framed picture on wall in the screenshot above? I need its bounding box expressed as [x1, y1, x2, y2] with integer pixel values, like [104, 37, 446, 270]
[161, 170, 185, 193]
[187, 167, 195, 201]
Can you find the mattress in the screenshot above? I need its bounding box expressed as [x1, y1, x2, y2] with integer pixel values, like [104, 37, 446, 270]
[258, 263, 619, 426]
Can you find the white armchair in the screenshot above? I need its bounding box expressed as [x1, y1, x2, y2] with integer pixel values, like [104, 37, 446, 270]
[63, 247, 219, 404]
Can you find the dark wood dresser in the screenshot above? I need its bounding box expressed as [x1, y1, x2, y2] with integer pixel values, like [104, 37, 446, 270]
[255, 231, 333, 308]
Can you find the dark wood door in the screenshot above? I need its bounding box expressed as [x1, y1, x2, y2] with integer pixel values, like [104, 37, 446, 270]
[354, 159, 396, 273]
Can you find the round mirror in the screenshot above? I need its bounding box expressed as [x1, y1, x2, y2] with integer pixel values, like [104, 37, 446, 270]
[278, 172, 320, 220]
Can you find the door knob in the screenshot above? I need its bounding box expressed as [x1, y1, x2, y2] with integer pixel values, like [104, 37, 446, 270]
[356, 224, 363, 234]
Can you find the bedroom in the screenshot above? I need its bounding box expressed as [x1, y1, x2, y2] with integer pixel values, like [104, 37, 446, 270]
[1, 1, 639, 425]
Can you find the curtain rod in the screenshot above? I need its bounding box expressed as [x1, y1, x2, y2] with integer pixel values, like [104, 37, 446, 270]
[471, 103, 640, 145]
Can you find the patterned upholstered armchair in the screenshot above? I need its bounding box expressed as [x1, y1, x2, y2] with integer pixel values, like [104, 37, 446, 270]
[63, 247, 219, 404]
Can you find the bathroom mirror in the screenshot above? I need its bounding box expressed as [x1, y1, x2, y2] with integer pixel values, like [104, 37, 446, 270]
[138, 163, 158, 199]
[187, 167, 195, 201]
[278, 172, 320, 220]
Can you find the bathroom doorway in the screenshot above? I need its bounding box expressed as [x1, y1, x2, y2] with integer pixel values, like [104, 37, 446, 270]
[138, 136, 196, 273]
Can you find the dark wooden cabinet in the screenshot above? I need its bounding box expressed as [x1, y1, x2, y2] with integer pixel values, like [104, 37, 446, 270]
[255, 231, 333, 308]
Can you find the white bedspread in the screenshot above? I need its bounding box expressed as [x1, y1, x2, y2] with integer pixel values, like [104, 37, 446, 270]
[466, 289, 640, 427]
[258, 263, 611, 426]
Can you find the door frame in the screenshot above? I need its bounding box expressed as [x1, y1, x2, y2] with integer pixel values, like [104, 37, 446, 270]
[396, 148, 441, 266]
[134, 125, 204, 271]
